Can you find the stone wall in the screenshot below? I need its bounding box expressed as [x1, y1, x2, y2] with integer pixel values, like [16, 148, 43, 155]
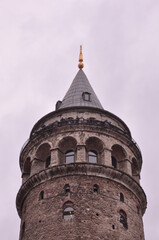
[20, 174, 145, 240]
[17, 107, 146, 240]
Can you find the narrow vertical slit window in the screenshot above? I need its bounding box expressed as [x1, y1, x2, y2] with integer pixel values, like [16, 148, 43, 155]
[64, 184, 70, 194]
[120, 193, 124, 202]
[93, 184, 99, 193]
[39, 191, 44, 201]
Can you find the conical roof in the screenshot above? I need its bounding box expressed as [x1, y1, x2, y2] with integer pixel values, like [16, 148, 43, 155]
[58, 69, 103, 110]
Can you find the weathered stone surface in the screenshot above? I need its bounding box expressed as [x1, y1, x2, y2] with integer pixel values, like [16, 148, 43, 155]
[17, 85, 146, 240]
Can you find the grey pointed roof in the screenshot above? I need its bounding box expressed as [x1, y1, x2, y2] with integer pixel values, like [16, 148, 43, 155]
[58, 69, 103, 110]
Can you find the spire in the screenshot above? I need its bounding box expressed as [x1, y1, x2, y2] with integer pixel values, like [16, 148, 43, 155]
[56, 47, 103, 110]
[78, 45, 84, 69]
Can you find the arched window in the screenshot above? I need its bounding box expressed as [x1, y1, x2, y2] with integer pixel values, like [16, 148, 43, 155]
[86, 137, 104, 164]
[120, 193, 124, 202]
[64, 184, 70, 194]
[39, 191, 44, 200]
[45, 156, 51, 168]
[65, 151, 75, 164]
[119, 210, 128, 229]
[111, 156, 117, 168]
[63, 207, 74, 220]
[111, 145, 127, 172]
[58, 137, 77, 164]
[93, 184, 99, 193]
[88, 151, 97, 163]
[35, 143, 51, 172]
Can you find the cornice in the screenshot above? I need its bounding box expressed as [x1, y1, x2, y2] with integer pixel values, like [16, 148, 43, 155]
[19, 117, 142, 170]
[16, 163, 147, 218]
[30, 107, 132, 138]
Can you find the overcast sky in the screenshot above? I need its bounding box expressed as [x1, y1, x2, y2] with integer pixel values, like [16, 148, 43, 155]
[0, 0, 159, 239]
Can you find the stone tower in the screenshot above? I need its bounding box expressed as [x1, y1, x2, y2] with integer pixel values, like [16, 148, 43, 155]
[16, 47, 147, 240]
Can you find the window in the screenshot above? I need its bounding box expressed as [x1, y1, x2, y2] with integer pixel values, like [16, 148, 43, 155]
[45, 156, 51, 168]
[39, 191, 44, 200]
[63, 207, 74, 220]
[120, 193, 124, 203]
[64, 184, 70, 194]
[65, 151, 75, 164]
[88, 151, 97, 163]
[119, 210, 128, 229]
[93, 184, 99, 193]
[112, 156, 117, 168]
[82, 92, 91, 101]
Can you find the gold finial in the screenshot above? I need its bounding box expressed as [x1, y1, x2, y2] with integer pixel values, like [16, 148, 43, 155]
[78, 45, 84, 69]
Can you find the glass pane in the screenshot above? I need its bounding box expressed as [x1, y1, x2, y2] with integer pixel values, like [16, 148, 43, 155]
[64, 207, 74, 220]
[84, 93, 90, 101]
[88, 151, 97, 163]
[65, 151, 74, 164]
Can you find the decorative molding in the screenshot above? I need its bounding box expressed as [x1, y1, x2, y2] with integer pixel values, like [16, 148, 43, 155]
[20, 117, 142, 169]
[16, 163, 147, 218]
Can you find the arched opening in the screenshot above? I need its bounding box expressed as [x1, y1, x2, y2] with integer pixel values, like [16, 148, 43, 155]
[119, 210, 128, 229]
[111, 145, 127, 171]
[36, 143, 51, 161]
[63, 202, 74, 220]
[85, 137, 104, 164]
[58, 137, 77, 164]
[35, 143, 51, 171]
[88, 151, 98, 163]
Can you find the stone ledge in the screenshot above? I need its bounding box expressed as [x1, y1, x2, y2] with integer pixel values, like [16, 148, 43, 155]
[16, 163, 147, 217]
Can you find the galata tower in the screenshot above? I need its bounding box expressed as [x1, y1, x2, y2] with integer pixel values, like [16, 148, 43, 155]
[16, 46, 147, 240]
